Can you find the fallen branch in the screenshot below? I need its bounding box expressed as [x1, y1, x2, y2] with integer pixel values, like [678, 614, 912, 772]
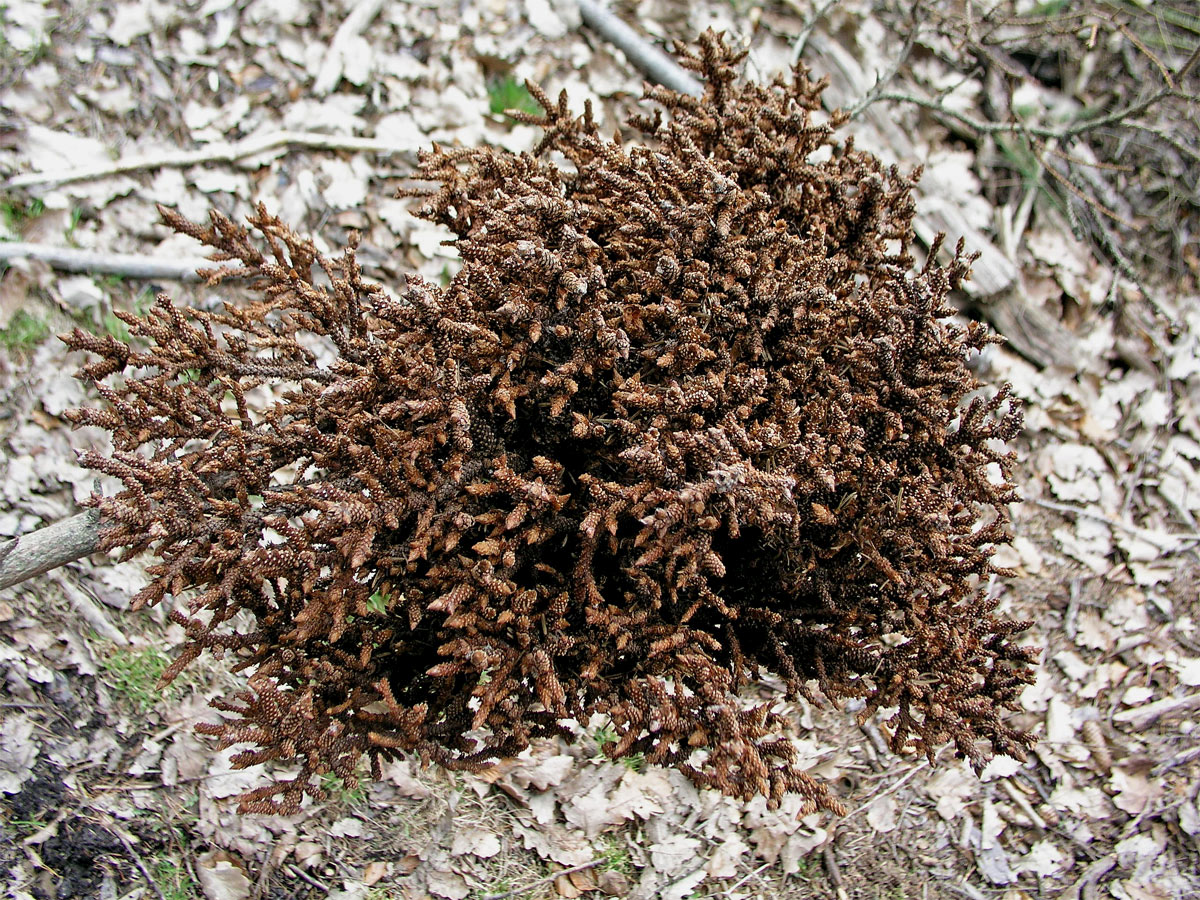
[576, 0, 704, 97]
[3, 131, 417, 190]
[0, 242, 217, 281]
[1113, 692, 1200, 730]
[0, 511, 100, 592]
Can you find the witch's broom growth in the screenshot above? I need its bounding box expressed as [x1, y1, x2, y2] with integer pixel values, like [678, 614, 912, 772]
[55, 31, 1035, 814]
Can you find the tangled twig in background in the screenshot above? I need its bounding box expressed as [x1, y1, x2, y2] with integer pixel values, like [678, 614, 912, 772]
[62, 32, 1036, 815]
[862, 0, 1199, 290]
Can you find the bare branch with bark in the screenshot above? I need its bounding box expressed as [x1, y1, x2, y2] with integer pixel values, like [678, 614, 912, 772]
[0, 511, 101, 592]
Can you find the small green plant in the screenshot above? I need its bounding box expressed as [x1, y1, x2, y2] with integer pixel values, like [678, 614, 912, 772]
[1029, 0, 1070, 16]
[591, 723, 617, 755]
[995, 133, 1040, 184]
[486, 74, 542, 118]
[64, 207, 85, 246]
[0, 309, 51, 353]
[99, 646, 172, 713]
[318, 772, 367, 806]
[597, 835, 633, 875]
[101, 309, 131, 343]
[590, 722, 645, 771]
[1, 196, 44, 236]
[7, 816, 47, 836]
[98, 290, 153, 345]
[152, 854, 196, 900]
[366, 589, 389, 615]
[620, 752, 646, 773]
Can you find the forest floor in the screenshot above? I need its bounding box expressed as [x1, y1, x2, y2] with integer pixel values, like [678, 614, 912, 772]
[1, 1, 1199, 899]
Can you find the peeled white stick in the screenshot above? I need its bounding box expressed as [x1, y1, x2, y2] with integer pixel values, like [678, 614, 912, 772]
[576, 0, 704, 97]
[4, 130, 415, 190]
[0, 511, 100, 591]
[0, 242, 215, 281]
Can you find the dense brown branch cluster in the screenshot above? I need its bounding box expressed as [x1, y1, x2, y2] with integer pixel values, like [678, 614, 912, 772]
[63, 32, 1036, 815]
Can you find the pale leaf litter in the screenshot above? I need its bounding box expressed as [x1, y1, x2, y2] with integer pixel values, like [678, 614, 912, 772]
[0, 0, 1198, 899]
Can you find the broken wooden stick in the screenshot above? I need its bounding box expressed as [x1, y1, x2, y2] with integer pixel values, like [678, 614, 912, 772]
[0, 242, 216, 281]
[0, 511, 100, 592]
[576, 0, 704, 97]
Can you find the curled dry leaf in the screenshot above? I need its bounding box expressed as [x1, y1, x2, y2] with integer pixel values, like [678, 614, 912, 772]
[865, 793, 899, 832]
[196, 850, 252, 900]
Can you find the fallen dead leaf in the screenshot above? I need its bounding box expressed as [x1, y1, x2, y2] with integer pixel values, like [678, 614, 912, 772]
[427, 869, 470, 900]
[648, 833, 702, 877]
[395, 853, 420, 876]
[597, 870, 630, 897]
[450, 824, 501, 858]
[1015, 839, 1070, 878]
[554, 873, 582, 898]
[362, 861, 388, 885]
[568, 867, 598, 892]
[196, 850, 252, 900]
[865, 794, 899, 832]
[1109, 768, 1162, 816]
[293, 841, 324, 869]
[330, 817, 366, 838]
[705, 833, 749, 878]
[0, 714, 39, 793]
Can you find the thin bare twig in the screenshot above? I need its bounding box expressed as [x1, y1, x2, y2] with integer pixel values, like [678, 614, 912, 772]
[3, 130, 417, 190]
[1042, 157, 1138, 229]
[1113, 692, 1200, 730]
[822, 842, 846, 896]
[479, 859, 602, 900]
[846, 16, 922, 118]
[711, 862, 771, 898]
[1032, 498, 1200, 546]
[841, 760, 930, 820]
[862, 87, 1180, 141]
[1118, 22, 1175, 88]
[287, 864, 330, 893]
[104, 819, 168, 900]
[787, 0, 840, 65]
[1176, 42, 1200, 81]
[1150, 744, 1200, 776]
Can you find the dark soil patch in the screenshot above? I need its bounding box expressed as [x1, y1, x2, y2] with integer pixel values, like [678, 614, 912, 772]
[34, 821, 124, 900]
[4, 767, 66, 824]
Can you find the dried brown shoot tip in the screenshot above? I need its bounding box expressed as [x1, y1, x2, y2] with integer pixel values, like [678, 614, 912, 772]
[65, 30, 1035, 816]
